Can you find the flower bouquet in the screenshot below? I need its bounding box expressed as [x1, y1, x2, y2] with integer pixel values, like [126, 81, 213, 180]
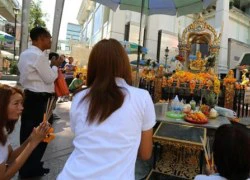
[175, 55, 185, 62]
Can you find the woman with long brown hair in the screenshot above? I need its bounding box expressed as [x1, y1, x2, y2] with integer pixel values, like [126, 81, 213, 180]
[57, 39, 156, 180]
[0, 84, 50, 179]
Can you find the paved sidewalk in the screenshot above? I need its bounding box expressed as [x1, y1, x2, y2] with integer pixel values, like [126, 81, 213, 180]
[0, 80, 19, 87]
[10, 101, 74, 180]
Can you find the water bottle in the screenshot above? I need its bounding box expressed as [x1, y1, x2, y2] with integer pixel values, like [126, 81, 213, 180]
[172, 95, 180, 113]
[190, 99, 196, 111]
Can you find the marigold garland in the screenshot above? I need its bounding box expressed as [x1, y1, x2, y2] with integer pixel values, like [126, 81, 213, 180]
[163, 71, 220, 94]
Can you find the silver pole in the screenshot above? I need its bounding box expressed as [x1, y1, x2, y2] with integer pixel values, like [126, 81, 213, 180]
[19, 0, 31, 53]
[51, 0, 65, 52]
[135, 0, 145, 86]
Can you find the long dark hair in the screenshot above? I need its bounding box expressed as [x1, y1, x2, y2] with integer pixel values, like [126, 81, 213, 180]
[0, 84, 24, 145]
[213, 124, 250, 180]
[83, 39, 132, 124]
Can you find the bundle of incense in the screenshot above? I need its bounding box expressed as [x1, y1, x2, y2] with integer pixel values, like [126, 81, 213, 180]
[200, 136, 214, 169]
[43, 97, 56, 143]
[43, 97, 56, 122]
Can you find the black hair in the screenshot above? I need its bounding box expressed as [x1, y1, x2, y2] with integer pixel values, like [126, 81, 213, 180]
[76, 73, 82, 78]
[213, 124, 250, 180]
[30, 26, 51, 41]
[49, 52, 59, 60]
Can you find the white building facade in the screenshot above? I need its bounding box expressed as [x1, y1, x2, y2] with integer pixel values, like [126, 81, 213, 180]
[77, 0, 250, 74]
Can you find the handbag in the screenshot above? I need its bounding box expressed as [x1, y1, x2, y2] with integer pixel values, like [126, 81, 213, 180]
[54, 70, 70, 97]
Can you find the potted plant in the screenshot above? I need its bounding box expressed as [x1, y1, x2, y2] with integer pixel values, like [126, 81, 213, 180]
[205, 91, 217, 108]
[204, 92, 218, 118]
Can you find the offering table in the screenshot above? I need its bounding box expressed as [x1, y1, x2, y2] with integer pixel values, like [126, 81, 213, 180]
[148, 111, 231, 179]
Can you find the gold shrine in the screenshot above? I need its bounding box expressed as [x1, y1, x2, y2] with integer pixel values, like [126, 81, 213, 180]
[178, 14, 222, 73]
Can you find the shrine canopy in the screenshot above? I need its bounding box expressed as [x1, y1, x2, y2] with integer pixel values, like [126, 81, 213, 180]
[92, 0, 214, 17]
[120, 41, 148, 54]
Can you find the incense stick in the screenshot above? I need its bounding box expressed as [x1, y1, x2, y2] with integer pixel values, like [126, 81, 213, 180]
[207, 137, 210, 160]
[44, 97, 56, 122]
[200, 136, 210, 168]
[45, 99, 49, 120]
[211, 152, 214, 168]
[43, 98, 50, 122]
[42, 97, 57, 143]
[47, 97, 55, 120]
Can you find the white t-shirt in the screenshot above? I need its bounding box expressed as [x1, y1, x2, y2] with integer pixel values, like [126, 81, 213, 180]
[57, 78, 156, 180]
[0, 139, 9, 164]
[195, 174, 250, 180]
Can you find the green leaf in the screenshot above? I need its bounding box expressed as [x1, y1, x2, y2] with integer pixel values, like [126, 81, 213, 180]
[29, 0, 47, 31]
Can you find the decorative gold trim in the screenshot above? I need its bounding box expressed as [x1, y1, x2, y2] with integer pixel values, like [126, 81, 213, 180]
[146, 170, 177, 180]
[180, 14, 221, 47]
[153, 122, 206, 150]
[154, 139, 203, 151]
[178, 14, 221, 73]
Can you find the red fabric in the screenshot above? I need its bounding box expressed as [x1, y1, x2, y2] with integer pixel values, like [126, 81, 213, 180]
[55, 70, 70, 97]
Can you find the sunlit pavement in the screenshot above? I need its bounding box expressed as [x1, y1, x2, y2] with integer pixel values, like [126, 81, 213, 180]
[0, 80, 19, 87]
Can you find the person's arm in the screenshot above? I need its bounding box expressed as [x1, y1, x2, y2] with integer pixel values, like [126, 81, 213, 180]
[75, 80, 84, 89]
[0, 142, 38, 180]
[77, 83, 85, 89]
[6, 132, 36, 163]
[65, 64, 76, 73]
[34, 55, 59, 84]
[138, 92, 156, 160]
[71, 79, 77, 87]
[0, 122, 50, 180]
[64, 64, 70, 73]
[138, 129, 153, 160]
[73, 65, 77, 72]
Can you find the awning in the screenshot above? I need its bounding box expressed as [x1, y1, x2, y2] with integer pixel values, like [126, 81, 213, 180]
[0, 31, 14, 42]
[120, 41, 148, 54]
[0, 50, 18, 60]
[240, 53, 250, 66]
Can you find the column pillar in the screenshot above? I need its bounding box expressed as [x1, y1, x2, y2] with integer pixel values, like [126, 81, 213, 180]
[51, 0, 65, 52]
[215, 0, 230, 74]
[19, 0, 31, 53]
[145, 15, 159, 61]
[248, 25, 250, 44]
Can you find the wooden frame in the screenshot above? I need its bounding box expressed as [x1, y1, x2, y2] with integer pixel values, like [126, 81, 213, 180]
[153, 122, 206, 149]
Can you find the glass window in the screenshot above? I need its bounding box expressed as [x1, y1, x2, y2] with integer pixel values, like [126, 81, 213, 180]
[103, 7, 110, 23]
[93, 6, 103, 35]
[87, 18, 93, 42]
